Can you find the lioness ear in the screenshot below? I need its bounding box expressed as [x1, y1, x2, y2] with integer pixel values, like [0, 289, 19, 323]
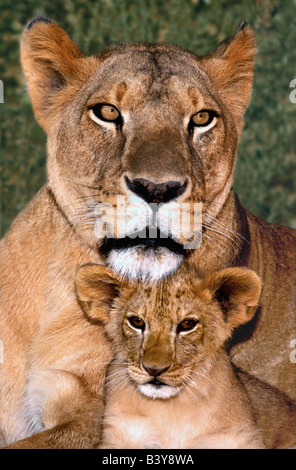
[75, 264, 122, 323]
[200, 267, 261, 331]
[21, 17, 96, 130]
[201, 22, 256, 122]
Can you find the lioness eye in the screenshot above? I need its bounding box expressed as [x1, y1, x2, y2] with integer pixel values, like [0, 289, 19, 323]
[90, 103, 121, 124]
[191, 110, 217, 127]
[177, 319, 198, 333]
[128, 316, 145, 331]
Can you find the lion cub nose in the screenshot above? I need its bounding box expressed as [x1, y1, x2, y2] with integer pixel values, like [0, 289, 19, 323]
[125, 176, 188, 204]
[143, 365, 169, 377]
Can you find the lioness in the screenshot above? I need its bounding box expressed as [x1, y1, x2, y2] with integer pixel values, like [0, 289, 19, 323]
[76, 264, 265, 449]
[0, 18, 295, 448]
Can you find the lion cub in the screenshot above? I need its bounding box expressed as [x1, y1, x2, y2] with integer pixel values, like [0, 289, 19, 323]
[76, 264, 264, 449]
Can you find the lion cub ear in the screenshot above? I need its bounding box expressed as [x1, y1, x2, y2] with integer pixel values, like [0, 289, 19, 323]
[199, 267, 262, 331]
[75, 264, 122, 323]
[201, 22, 256, 124]
[20, 18, 97, 130]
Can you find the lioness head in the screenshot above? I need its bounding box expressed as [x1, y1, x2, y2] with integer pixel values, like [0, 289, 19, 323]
[22, 18, 255, 280]
[76, 264, 261, 399]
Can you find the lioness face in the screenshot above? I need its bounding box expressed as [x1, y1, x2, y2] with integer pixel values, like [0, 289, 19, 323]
[76, 264, 261, 400]
[22, 20, 255, 280]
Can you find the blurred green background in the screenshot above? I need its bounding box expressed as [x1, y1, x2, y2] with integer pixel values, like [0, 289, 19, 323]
[0, 0, 295, 236]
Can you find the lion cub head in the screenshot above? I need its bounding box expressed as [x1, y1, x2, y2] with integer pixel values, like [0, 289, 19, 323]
[76, 265, 261, 399]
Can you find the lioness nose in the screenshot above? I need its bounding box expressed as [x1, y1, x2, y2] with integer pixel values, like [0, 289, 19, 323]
[125, 176, 188, 204]
[143, 365, 169, 377]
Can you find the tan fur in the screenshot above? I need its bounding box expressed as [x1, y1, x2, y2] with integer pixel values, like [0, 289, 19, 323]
[76, 264, 264, 449]
[236, 369, 296, 449]
[0, 18, 295, 448]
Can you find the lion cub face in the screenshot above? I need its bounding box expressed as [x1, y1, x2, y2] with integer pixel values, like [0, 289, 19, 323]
[76, 265, 261, 399]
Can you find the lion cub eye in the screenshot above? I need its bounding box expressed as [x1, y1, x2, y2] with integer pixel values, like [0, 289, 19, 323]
[177, 319, 198, 334]
[190, 110, 217, 132]
[128, 316, 146, 331]
[89, 104, 122, 124]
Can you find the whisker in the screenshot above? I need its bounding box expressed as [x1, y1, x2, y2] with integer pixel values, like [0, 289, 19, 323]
[181, 377, 195, 399]
[106, 369, 129, 395]
[191, 368, 216, 389]
[185, 373, 209, 398]
[202, 223, 240, 247]
[75, 195, 103, 202]
[202, 198, 228, 209]
[52, 211, 92, 244]
[62, 177, 102, 192]
[106, 371, 128, 382]
[52, 222, 72, 244]
[203, 232, 228, 254]
[109, 360, 129, 365]
[204, 212, 248, 243]
[180, 360, 204, 370]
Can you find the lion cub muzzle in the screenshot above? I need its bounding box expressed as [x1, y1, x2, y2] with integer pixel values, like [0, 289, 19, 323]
[140, 363, 176, 399]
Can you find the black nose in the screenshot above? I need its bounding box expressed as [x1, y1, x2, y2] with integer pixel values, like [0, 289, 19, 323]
[125, 176, 188, 204]
[143, 365, 169, 377]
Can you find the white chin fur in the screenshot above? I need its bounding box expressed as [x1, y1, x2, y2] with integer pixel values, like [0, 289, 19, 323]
[139, 384, 181, 399]
[107, 247, 183, 281]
